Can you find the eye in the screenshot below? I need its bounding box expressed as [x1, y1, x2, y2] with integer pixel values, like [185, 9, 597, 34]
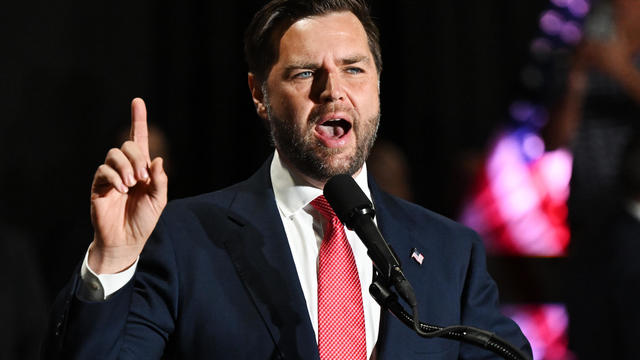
[293, 71, 313, 79]
[346, 67, 364, 75]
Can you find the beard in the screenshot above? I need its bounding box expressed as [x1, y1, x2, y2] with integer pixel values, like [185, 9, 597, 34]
[265, 99, 380, 184]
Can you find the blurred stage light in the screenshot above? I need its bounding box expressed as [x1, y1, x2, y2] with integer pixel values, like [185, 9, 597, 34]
[459, 0, 591, 257]
[540, 10, 564, 35]
[567, 0, 590, 17]
[560, 21, 582, 44]
[502, 303, 575, 360]
[460, 131, 571, 256]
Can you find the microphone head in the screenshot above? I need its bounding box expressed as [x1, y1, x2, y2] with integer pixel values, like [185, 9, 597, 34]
[323, 174, 374, 226]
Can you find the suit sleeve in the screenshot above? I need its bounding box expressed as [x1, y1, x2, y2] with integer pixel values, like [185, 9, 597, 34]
[43, 215, 179, 360]
[458, 230, 533, 359]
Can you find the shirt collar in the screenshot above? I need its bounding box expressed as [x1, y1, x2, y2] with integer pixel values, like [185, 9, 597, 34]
[270, 150, 372, 218]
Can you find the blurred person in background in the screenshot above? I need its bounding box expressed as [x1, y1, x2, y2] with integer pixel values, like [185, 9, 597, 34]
[366, 139, 414, 202]
[543, 0, 640, 357]
[600, 132, 640, 359]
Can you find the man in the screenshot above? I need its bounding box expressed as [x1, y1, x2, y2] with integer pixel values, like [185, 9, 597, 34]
[44, 0, 531, 359]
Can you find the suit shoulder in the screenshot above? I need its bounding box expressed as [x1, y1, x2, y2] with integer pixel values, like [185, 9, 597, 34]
[162, 181, 248, 216]
[155, 188, 245, 235]
[377, 191, 479, 243]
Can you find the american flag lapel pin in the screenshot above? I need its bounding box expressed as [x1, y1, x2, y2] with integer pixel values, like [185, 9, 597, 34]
[410, 248, 424, 265]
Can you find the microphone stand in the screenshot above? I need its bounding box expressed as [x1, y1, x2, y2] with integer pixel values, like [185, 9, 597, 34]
[369, 276, 532, 360]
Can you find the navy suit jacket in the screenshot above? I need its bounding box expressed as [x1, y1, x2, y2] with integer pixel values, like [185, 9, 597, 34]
[44, 159, 531, 359]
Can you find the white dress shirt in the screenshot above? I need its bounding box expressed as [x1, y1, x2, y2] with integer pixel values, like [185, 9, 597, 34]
[80, 150, 381, 358]
[270, 151, 380, 358]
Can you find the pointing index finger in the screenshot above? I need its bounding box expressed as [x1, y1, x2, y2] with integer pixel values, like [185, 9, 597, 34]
[130, 98, 150, 162]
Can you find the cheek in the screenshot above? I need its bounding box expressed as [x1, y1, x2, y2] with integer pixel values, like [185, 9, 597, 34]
[352, 82, 380, 115]
[279, 92, 313, 122]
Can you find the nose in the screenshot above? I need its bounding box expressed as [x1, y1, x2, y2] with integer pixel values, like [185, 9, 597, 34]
[316, 71, 345, 103]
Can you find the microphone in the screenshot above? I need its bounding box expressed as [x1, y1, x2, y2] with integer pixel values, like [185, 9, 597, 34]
[323, 174, 417, 307]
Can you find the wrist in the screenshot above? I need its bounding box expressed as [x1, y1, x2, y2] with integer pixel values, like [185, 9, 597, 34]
[88, 241, 141, 274]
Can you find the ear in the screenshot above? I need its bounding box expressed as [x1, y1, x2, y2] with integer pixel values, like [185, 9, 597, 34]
[248, 73, 268, 120]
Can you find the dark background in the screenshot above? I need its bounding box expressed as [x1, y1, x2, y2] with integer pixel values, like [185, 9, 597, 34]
[1, 0, 552, 356]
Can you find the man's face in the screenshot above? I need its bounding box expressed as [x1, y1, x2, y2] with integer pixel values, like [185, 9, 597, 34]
[252, 11, 380, 185]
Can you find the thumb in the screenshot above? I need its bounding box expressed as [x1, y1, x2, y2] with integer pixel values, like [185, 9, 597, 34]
[149, 157, 168, 205]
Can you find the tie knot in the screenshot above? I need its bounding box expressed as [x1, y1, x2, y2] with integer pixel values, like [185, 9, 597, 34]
[310, 195, 339, 222]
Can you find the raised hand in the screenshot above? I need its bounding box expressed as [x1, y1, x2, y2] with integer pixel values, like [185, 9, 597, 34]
[88, 98, 168, 274]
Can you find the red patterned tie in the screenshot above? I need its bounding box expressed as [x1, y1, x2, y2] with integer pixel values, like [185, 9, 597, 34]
[311, 195, 366, 360]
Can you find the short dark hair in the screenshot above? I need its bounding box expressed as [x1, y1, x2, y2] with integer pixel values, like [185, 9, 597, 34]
[244, 0, 382, 84]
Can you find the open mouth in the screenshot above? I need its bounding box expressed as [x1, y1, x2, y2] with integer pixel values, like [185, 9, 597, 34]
[316, 118, 352, 139]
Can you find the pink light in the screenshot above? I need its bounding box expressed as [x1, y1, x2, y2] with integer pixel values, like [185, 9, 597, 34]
[567, 0, 590, 17]
[510, 213, 549, 253]
[493, 164, 526, 196]
[487, 135, 521, 179]
[504, 186, 539, 217]
[561, 21, 582, 44]
[459, 203, 486, 233]
[502, 304, 575, 360]
[523, 133, 545, 160]
[540, 10, 564, 35]
[551, 0, 569, 7]
[460, 131, 571, 256]
[536, 149, 572, 200]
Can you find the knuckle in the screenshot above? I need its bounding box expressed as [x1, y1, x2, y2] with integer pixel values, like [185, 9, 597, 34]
[105, 148, 121, 161]
[122, 141, 144, 163]
[135, 157, 147, 167]
[122, 140, 136, 148]
[95, 165, 117, 182]
[158, 174, 169, 186]
[121, 141, 136, 154]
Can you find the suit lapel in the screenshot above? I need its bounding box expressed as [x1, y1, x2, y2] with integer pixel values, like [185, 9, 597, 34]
[368, 180, 427, 358]
[369, 180, 462, 358]
[220, 160, 319, 360]
[369, 178, 422, 295]
[370, 184, 416, 267]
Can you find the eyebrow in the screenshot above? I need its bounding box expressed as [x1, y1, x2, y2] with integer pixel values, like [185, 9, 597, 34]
[283, 55, 371, 74]
[284, 62, 321, 74]
[340, 55, 370, 66]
